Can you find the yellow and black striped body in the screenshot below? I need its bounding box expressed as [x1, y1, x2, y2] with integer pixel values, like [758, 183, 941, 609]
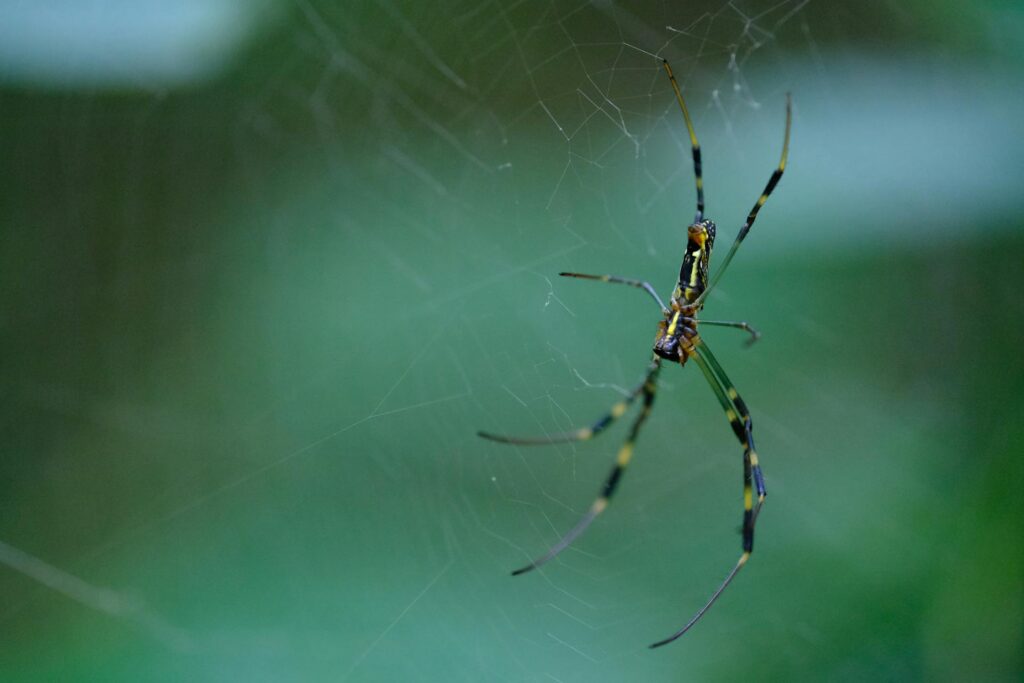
[481, 61, 791, 647]
[654, 220, 716, 362]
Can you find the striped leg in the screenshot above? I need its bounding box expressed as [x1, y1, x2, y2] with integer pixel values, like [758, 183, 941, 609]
[662, 59, 705, 222]
[512, 359, 661, 575]
[650, 341, 760, 648]
[697, 342, 765, 502]
[559, 272, 668, 313]
[478, 359, 660, 445]
[698, 319, 762, 347]
[694, 94, 792, 306]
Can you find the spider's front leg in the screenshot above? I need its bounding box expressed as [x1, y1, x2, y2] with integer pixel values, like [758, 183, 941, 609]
[649, 339, 764, 648]
[696, 341, 766, 502]
[478, 358, 660, 445]
[508, 357, 662, 575]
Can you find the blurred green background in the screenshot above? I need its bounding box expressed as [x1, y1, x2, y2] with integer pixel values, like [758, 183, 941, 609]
[1, 1, 1022, 681]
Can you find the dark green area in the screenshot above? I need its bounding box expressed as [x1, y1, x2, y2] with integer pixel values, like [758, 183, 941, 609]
[1, 1, 1021, 681]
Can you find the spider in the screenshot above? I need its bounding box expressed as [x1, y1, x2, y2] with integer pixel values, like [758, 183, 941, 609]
[478, 59, 791, 648]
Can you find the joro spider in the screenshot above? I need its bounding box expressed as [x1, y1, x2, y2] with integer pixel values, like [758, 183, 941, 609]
[478, 59, 791, 648]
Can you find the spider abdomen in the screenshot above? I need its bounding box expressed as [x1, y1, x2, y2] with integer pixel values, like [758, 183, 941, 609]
[672, 220, 716, 306]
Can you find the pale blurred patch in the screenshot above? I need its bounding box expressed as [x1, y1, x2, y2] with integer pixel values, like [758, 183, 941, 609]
[0, 0, 284, 90]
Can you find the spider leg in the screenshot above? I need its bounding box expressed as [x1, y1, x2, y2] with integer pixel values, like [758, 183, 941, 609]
[650, 340, 762, 647]
[559, 272, 668, 313]
[697, 341, 766, 501]
[511, 358, 661, 575]
[697, 319, 761, 347]
[693, 94, 791, 307]
[478, 359, 660, 445]
[662, 59, 704, 222]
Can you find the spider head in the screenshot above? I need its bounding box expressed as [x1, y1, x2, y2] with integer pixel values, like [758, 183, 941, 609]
[654, 316, 682, 360]
[653, 335, 679, 360]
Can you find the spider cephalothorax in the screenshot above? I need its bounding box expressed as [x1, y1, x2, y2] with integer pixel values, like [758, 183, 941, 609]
[653, 307, 698, 361]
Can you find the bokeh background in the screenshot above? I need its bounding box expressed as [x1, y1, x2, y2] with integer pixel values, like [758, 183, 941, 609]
[2, 1, 1022, 681]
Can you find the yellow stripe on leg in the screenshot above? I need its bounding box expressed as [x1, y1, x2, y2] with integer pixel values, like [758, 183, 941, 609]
[616, 443, 634, 466]
[751, 451, 765, 502]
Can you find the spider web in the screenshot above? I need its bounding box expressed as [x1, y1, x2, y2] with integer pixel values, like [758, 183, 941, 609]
[2, 1, 1023, 681]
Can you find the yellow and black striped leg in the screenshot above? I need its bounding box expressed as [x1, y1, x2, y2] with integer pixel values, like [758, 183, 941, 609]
[559, 272, 668, 313]
[697, 342, 766, 502]
[650, 344, 757, 648]
[695, 94, 792, 306]
[512, 359, 662, 575]
[662, 59, 704, 221]
[697, 319, 762, 347]
[478, 359, 660, 445]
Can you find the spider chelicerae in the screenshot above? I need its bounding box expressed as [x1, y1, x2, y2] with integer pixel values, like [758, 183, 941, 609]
[479, 59, 791, 648]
